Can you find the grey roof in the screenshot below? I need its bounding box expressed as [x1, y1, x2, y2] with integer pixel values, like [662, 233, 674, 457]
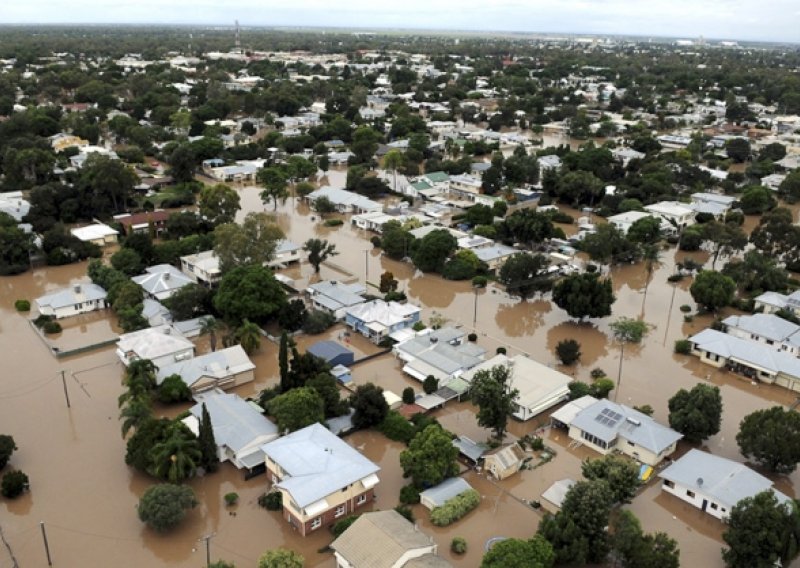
[723, 313, 800, 344]
[419, 477, 473, 508]
[116, 324, 194, 362]
[275, 238, 301, 255]
[307, 340, 354, 363]
[541, 478, 577, 509]
[307, 185, 382, 211]
[132, 264, 194, 298]
[690, 328, 800, 378]
[569, 399, 682, 454]
[659, 449, 791, 510]
[331, 510, 437, 568]
[473, 244, 518, 263]
[397, 328, 485, 377]
[156, 345, 255, 388]
[326, 409, 355, 436]
[453, 436, 489, 462]
[190, 390, 277, 455]
[307, 280, 367, 311]
[142, 298, 171, 326]
[36, 282, 106, 310]
[754, 291, 789, 310]
[261, 423, 379, 508]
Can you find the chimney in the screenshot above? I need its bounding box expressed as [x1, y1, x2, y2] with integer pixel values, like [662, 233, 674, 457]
[164, 272, 171, 281]
[74, 284, 81, 294]
[164, 327, 171, 335]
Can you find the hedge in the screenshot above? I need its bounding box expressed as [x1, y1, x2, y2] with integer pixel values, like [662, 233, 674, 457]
[430, 489, 481, 526]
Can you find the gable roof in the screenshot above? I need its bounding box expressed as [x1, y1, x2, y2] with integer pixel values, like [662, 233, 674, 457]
[722, 313, 800, 344]
[419, 477, 473, 508]
[261, 423, 379, 508]
[189, 390, 277, 454]
[156, 345, 255, 387]
[117, 324, 194, 362]
[36, 282, 106, 310]
[484, 443, 525, 469]
[690, 328, 800, 378]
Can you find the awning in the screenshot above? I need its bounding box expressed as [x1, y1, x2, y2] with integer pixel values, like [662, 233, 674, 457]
[304, 498, 329, 517]
[361, 473, 380, 490]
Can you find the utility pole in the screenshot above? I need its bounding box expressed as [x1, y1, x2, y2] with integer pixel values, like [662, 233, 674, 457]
[60, 370, 71, 409]
[201, 533, 214, 567]
[473, 287, 478, 325]
[364, 250, 369, 283]
[40, 522, 52, 566]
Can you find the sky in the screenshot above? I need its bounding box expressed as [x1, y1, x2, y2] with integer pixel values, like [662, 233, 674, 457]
[2, 0, 800, 43]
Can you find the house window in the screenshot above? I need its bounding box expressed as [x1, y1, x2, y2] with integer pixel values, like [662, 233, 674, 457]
[335, 505, 346, 518]
[711, 503, 718, 510]
[721, 508, 726, 513]
[663, 480, 675, 488]
[627, 440, 634, 446]
[310, 517, 322, 530]
[686, 490, 695, 498]
[356, 493, 367, 505]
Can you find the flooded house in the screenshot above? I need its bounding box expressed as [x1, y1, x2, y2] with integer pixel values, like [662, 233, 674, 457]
[394, 327, 485, 382]
[155, 345, 255, 393]
[116, 324, 195, 368]
[306, 280, 367, 320]
[541, 478, 577, 514]
[306, 186, 382, 214]
[132, 264, 195, 301]
[419, 477, 474, 511]
[69, 222, 119, 247]
[754, 289, 800, 317]
[180, 250, 222, 287]
[345, 299, 422, 344]
[483, 443, 526, 480]
[35, 282, 107, 319]
[262, 423, 380, 536]
[721, 313, 800, 356]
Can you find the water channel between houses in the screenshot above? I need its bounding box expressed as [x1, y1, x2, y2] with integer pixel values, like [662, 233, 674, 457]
[2, 181, 800, 567]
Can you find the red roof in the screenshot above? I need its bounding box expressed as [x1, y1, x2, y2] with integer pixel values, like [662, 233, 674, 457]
[118, 210, 170, 229]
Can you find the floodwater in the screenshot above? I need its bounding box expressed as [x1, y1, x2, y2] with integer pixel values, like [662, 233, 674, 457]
[3, 183, 800, 568]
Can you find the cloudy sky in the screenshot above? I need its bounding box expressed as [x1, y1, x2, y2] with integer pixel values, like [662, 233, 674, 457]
[3, 0, 799, 43]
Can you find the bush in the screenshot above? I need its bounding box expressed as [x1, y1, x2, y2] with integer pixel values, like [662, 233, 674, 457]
[467, 332, 478, 342]
[675, 339, 692, 354]
[684, 314, 694, 323]
[224, 492, 239, 506]
[331, 514, 360, 537]
[379, 411, 415, 444]
[14, 300, 30, 312]
[258, 491, 283, 511]
[33, 314, 53, 328]
[0, 435, 17, 470]
[1, 470, 29, 498]
[157, 374, 192, 404]
[394, 504, 415, 522]
[42, 320, 62, 334]
[451, 537, 468, 554]
[412, 321, 426, 332]
[402, 387, 415, 405]
[138, 484, 197, 533]
[302, 309, 335, 334]
[555, 339, 581, 365]
[399, 484, 421, 505]
[590, 368, 606, 380]
[530, 437, 545, 451]
[423, 375, 438, 394]
[324, 219, 344, 227]
[370, 236, 382, 248]
[472, 275, 488, 288]
[679, 304, 692, 313]
[496, 347, 507, 355]
[667, 274, 685, 283]
[430, 489, 481, 526]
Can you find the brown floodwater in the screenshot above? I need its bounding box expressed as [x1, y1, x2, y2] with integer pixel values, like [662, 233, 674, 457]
[3, 184, 800, 567]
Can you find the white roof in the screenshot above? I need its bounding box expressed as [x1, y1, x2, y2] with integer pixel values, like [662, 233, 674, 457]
[346, 300, 421, 328]
[70, 223, 119, 241]
[156, 345, 255, 387]
[690, 328, 800, 378]
[189, 390, 277, 456]
[36, 282, 107, 310]
[132, 264, 194, 298]
[644, 201, 695, 217]
[117, 324, 194, 363]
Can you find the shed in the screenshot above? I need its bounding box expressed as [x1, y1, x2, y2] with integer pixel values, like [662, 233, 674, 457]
[541, 479, 577, 513]
[331, 364, 352, 384]
[484, 443, 526, 480]
[383, 390, 402, 410]
[419, 477, 473, 510]
[453, 436, 488, 464]
[307, 340, 355, 367]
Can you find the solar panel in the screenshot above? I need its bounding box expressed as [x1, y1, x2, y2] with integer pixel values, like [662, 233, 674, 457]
[594, 408, 623, 427]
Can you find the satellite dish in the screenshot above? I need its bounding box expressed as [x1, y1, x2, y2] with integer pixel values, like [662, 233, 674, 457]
[697, 477, 704, 487]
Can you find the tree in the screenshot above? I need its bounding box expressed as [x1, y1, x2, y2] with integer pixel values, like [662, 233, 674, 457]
[168, 144, 196, 183]
[199, 183, 241, 226]
[1, 470, 29, 499]
[198, 402, 219, 473]
[0, 435, 17, 470]
[303, 238, 338, 273]
[470, 365, 519, 440]
[552, 273, 615, 320]
[258, 166, 290, 210]
[279, 332, 291, 392]
[737, 406, 800, 473]
[481, 536, 555, 568]
[627, 216, 662, 245]
[722, 251, 788, 294]
[384, 149, 406, 192]
[379, 271, 398, 294]
[164, 283, 211, 322]
[722, 491, 800, 568]
[381, 220, 414, 260]
[400, 424, 459, 488]
[257, 548, 304, 568]
[137, 483, 198, 533]
[581, 455, 640, 503]
[581, 224, 639, 266]
[213, 212, 284, 273]
[311, 196, 336, 217]
[725, 138, 751, 163]
[278, 299, 307, 332]
[423, 375, 438, 394]
[149, 423, 201, 483]
[738, 185, 775, 215]
[79, 154, 138, 214]
[351, 383, 389, 429]
[609, 318, 649, 400]
[498, 253, 552, 300]
[412, 229, 457, 273]
[268, 388, 325, 433]
[214, 264, 287, 325]
[307, 373, 347, 418]
[157, 375, 192, 404]
[668, 384, 722, 443]
[0, 214, 35, 275]
[556, 339, 581, 365]
[234, 319, 262, 355]
[690, 270, 736, 311]
[612, 510, 680, 568]
[701, 221, 748, 269]
[351, 125, 382, 163]
[110, 248, 143, 276]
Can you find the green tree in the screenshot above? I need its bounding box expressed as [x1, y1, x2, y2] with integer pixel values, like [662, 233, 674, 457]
[157, 375, 192, 404]
[725, 137, 751, 163]
[690, 270, 736, 311]
[0, 435, 17, 470]
[311, 196, 336, 217]
[609, 317, 649, 399]
[738, 185, 775, 215]
[198, 402, 219, 473]
[268, 387, 325, 433]
[667, 384, 722, 443]
[737, 406, 800, 473]
[498, 253, 552, 300]
[234, 319, 262, 355]
[556, 339, 581, 365]
[257, 548, 304, 568]
[581, 224, 639, 266]
[627, 216, 662, 244]
[722, 491, 800, 568]
[149, 422, 201, 483]
[481, 536, 555, 568]
[470, 365, 519, 440]
[411, 229, 457, 273]
[423, 375, 438, 395]
[286, 155, 317, 180]
[214, 264, 287, 325]
[79, 154, 138, 214]
[278, 299, 307, 332]
[199, 183, 241, 226]
[701, 221, 748, 269]
[552, 273, 615, 320]
[399, 424, 459, 488]
[442, 249, 482, 281]
[279, 332, 291, 392]
[307, 373, 347, 418]
[199, 316, 221, 352]
[1, 470, 29, 499]
[384, 149, 406, 192]
[213, 212, 284, 273]
[0, 214, 35, 275]
[303, 238, 338, 273]
[110, 248, 143, 276]
[381, 220, 415, 260]
[137, 483, 198, 533]
[164, 283, 211, 321]
[612, 510, 680, 568]
[351, 383, 389, 429]
[258, 166, 290, 210]
[722, 251, 788, 294]
[581, 455, 640, 503]
[351, 125, 382, 163]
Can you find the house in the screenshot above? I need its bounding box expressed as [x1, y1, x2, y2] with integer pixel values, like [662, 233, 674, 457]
[116, 211, 170, 236]
[483, 443, 526, 480]
[448, 174, 483, 201]
[419, 477, 473, 510]
[351, 211, 406, 233]
[306, 280, 367, 320]
[754, 290, 800, 316]
[690, 192, 737, 218]
[538, 154, 562, 171]
[0, 191, 30, 222]
[156, 345, 255, 393]
[612, 147, 645, 167]
[552, 396, 682, 466]
[345, 300, 422, 344]
[307, 186, 382, 214]
[262, 423, 380, 536]
[142, 298, 172, 327]
[133, 264, 195, 301]
[606, 211, 654, 234]
[761, 173, 787, 191]
[643, 201, 696, 229]
[452, 436, 489, 464]
[69, 146, 119, 169]
[463, 354, 571, 421]
[183, 389, 278, 475]
[541, 479, 577, 514]
[394, 328, 485, 381]
[180, 250, 222, 287]
[271, 239, 303, 267]
[307, 341, 355, 368]
[49, 133, 89, 152]
[659, 449, 791, 521]
[35, 283, 107, 319]
[688, 328, 800, 391]
[116, 324, 195, 368]
[722, 313, 800, 356]
[70, 223, 119, 247]
[331, 510, 450, 568]
[473, 244, 519, 271]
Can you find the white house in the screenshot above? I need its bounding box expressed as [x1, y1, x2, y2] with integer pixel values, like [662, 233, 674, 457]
[659, 449, 791, 521]
[307, 186, 382, 214]
[35, 283, 107, 319]
[394, 327, 485, 382]
[754, 290, 800, 316]
[345, 300, 422, 343]
[133, 264, 195, 301]
[306, 281, 367, 320]
[70, 223, 119, 247]
[116, 324, 195, 368]
[606, 211, 654, 235]
[722, 313, 800, 357]
[690, 192, 736, 218]
[0, 191, 30, 222]
[180, 250, 222, 287]
[156, 345, 255, 393]
[271, 239, 303, 267]
[643, 201, 696, 229]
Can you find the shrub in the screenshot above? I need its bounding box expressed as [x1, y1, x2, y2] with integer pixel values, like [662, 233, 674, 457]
[394, 505, 414, 523]
[674, 339, 692, 354]
[430, 489, 481, 526]
[402, 387, 415, 405]
[591, 378, 615, 399]
[684, 314, 694, 323]
[33, 314, 53, 328]
[399, 484, 421, 505]
[590, 368, 606, 380]
[530, 437, 545, 451]
[423, 375, 438, 394]
[667, 273, 685, 283]
[324, 219, 344, 227]
[370, 236, 382, 248]
[472, 275, 488, 288]
[1, 470, 29, 498]
[0, 435, 17, 470]
[302, 309, 335, 334]
[451, 537, 468, 554]
[467, 332, 478, 342]
[331, 514, 360, 537]
[679, 304, 692, 313]
[138, 484, 197, 533]
[42, 320, 62, 334]
[379, 411, 415, 444]
[412, 321, 426, 332]
[258, 491, 283, 511]
[224, 492, 239, 506]
[555, 339, 581, 365]
[496, 347, 507, 355]
[14, 300, 30, 312]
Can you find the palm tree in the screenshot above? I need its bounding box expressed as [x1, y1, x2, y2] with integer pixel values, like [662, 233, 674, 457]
[383, 149, 405, 192]
[609, 317, 650, 402]
[235, 319, 262, 355]
[149, 424, 201, 483]
[199, 316, 221, 352]
[641, 243, 661, 309]
[118, 359, 157, 408]
[119, 395, 153, 437]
